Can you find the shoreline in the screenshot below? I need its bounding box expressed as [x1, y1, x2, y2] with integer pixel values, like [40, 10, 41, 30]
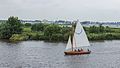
[1, 37, 120, 43]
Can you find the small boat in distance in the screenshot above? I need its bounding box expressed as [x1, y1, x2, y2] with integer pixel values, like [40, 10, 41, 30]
[64, 21, 91, 55]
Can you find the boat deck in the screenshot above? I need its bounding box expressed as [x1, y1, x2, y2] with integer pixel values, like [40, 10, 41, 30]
[64, 51, 91, 55]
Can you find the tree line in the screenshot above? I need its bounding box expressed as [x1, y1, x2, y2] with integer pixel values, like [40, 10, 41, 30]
[0, 16, 120, 41]
[0, 16, 71, 41]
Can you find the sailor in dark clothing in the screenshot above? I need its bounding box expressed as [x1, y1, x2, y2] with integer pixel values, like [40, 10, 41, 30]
[74, 49, 77, 52]
[78, 49, 80, 52]
[87, 49, 90, 51]
[81, 48, 83, 51]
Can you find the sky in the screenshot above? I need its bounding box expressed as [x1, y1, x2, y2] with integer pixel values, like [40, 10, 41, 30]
[0, 0, 120, 21]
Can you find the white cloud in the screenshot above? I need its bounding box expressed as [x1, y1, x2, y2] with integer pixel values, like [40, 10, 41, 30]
[0, 0, 120, 21]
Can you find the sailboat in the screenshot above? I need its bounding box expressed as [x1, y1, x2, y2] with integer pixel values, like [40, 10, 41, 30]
[64, 21, 91, 55]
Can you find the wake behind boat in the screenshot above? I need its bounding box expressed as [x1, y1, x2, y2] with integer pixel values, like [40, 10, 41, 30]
[64, 21, 91, 55]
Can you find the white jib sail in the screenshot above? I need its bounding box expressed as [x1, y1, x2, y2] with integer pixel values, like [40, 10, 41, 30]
[73, 21, 90, 48]
[65, 36, 72, 50]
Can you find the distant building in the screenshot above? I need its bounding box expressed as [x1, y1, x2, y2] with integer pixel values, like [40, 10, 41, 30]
[20, 20, 41, 24]
[1, 19, 120, 28]
[41, 19, 54, 24]
[53, 20, 72, 27]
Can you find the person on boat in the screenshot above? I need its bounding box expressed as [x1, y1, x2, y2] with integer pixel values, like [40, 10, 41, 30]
[87, 49, 90, 51]
[80, 48, 83, 51]
[78, 49, 80, 52]
[74, 49, 77, 51]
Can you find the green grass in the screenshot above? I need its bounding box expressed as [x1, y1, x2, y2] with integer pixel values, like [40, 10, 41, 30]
[22, 27, 31, 32]
[9, 26, 120, 41]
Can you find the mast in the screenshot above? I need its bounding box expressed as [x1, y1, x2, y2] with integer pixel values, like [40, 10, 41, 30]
[71, 22, 76, 51]
[71, 38, 73, 51]
[71, 26, 74, 51]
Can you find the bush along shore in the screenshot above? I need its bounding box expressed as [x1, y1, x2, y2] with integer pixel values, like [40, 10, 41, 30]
[1, 16, 120, 42]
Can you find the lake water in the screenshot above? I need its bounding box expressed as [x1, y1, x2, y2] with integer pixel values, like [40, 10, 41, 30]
[0, 40, 120, 68]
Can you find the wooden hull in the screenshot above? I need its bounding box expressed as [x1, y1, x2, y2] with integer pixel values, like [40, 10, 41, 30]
[64, 51, 91, 55]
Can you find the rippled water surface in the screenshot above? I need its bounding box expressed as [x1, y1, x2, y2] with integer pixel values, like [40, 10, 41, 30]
[0, 40, 120, 68]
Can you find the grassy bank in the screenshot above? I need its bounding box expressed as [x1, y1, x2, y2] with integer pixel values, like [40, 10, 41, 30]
[10, 25, 120, 41]
[1, 16, 120, 42]
[10, 26, 69, 41]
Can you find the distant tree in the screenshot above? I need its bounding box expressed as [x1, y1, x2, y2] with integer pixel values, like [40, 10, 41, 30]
[0, 23, 11, 39]
[89, 25, 99, 33]
[44, 24, 61, 41]
[60, 27, 71, 34]
[31, 23, 45, 31]
[24, 23, 31, 27]
[99, 24, 104, 33]
[0, 16, 22, 39]
[105, 26, 111, 32]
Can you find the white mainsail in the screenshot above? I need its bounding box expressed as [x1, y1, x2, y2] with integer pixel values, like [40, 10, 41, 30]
[73, 21, 90, 48]
[65, 36, 72, 50]
[65, 21, 90, 51]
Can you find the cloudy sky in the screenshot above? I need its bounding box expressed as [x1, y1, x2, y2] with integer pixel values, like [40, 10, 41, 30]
[0, 0, 120, 21]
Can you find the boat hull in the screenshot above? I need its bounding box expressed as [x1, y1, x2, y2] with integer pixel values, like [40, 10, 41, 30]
[64, 51, 91, 55]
